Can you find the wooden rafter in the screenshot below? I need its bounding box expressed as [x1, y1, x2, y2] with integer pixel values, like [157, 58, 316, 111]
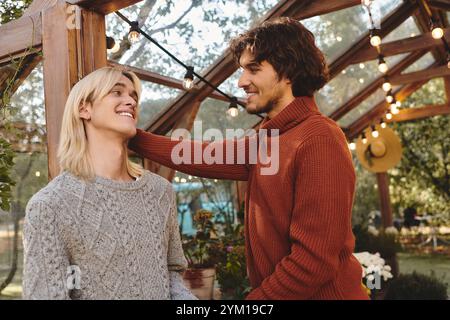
[328, 1, 417, 79]
[349, 29, 450, 65]
[345, 76, 434, 140]
[67, 0, 143, 14]
[429, 0, 450, 11]
[414, 2, 447, 63]
[108, 61, 246, 105]
[387, 103, 450, 122]
[390, 64, 450, 85]
[329, 50, 427, 121]
[144, 0, 363, 134]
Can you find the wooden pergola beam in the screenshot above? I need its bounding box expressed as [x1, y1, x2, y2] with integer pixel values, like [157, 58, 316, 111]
[329, 50, 427, 121]
[328, 1, 417, 79]
[349, 30, 450, 65]
[42, 1, 107, 179]
[108, 61, 246, 105]
[144, 0, 362, 134]
[387, 103, 450, 122]
[345, 79, 431, 140]
[414, 4, 448, 63]
[293, 0, 361, 20]
[0, 13, 42, 64]
[429, 0, 450, 11]
[390, 64, 450, 85]
[67, 0, 143, 14]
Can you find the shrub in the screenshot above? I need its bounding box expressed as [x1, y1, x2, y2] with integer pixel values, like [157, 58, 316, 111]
[384, 271, 448, 300]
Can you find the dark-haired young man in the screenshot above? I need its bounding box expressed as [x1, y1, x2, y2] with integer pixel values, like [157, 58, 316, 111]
[129, 17, 369, 300]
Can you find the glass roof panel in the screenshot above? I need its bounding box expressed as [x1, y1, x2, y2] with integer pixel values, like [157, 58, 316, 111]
[383, 16, 421, 43]
[316, 53, 409, 116]
[137, 81, 183, 129]
[302, 0, 403, 63]
[401, 52, 435, 74]
[106, 0, 278, 80]
[401, 78, 446, 108]
[191, 97, 261, 139]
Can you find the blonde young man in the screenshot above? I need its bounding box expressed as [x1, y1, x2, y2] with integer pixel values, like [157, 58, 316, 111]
[22, 67, 196, 300]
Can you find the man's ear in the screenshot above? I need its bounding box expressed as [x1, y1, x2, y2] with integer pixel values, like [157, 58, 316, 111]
[79, 101, 91, 120]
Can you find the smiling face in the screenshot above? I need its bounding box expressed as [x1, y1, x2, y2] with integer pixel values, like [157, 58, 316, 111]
[237, 48, 294, 118]
[79, 74, 139, 140]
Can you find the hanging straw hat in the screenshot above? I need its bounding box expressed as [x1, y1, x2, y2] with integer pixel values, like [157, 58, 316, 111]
[356, 125, 402, 173]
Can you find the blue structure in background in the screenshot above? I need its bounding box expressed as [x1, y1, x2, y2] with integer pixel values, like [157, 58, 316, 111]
[173, 182, 235, 235]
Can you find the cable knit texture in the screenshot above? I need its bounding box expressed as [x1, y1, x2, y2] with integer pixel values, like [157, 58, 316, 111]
[129, 96, 369, 300]
[22, 170, 197, 300]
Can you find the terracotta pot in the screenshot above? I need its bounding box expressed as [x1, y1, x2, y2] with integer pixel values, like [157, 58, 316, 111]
[183, 267, 216, 300]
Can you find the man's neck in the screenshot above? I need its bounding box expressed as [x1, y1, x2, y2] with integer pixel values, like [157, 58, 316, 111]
[266, 93, 296, 119]
[87, 132, 134, 182]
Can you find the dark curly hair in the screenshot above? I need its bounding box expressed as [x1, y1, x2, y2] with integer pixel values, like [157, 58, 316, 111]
[229, 17, 329, 97]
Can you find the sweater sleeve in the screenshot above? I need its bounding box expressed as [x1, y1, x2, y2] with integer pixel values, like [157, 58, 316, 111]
[165, 185, 198, 300]
[246, 136, 356, 300]
[22, 199, 71, 300]
[128, 129, 249, 181]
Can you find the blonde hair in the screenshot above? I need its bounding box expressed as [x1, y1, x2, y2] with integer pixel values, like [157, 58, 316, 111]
[57, 66, 144, 180]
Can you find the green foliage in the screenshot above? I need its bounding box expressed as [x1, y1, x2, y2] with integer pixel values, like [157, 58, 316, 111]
[0, 0, 33, 24]
[182, 209, 221, 268]
[389, 78, 450, 219]
[0, 138, 16, 211]
[384, 271, 448, 300]
[353, 224, 402, 259]
[215, 224, 251, 299]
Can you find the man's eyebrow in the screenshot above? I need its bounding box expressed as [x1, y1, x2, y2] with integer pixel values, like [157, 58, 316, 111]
[241, 61, 261, 69]
[112, 82, 138, 101]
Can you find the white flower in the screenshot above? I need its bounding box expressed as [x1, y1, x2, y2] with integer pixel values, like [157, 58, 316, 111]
[385, 226, 399, 235]
[368, 226, 380, 236]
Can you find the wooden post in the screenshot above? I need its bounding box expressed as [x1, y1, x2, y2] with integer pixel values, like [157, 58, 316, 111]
[42, 1, 106, 179]
[376, 172, 393, 228]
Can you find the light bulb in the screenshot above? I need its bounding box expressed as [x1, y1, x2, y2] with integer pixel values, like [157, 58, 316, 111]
[35, 171, 40, 177]
[183, 66, 194, 91]
[128, 21, 140, 44]
[386, 112, 393, 120]
[378, 62, 388, 73]
[391, 105, 399, 114]
[227, 97, 239, 117]
[128, 30, 139, 44]
[183, 78, 194, 90]
[386, 95, 394, 103]
[227, 106, 238, 117]
[432, 26, 444, 39]
[349, 142, 356, 150]
[371, 125, 379, 138]
[382, 81, 391, 92]
[380, 121, 387, 129]
[106, 36, 120, 54]
[396, 100, 401, 107]
[107, 41, 120, 54]
[361, 133, 367, 144]
[370, 35, 381, 47]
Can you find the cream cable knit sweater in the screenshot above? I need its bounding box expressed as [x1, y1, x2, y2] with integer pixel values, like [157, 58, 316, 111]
[22, 170, 197, 300]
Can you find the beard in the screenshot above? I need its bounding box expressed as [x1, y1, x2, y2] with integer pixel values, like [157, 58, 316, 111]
[245, 97, 277, 116]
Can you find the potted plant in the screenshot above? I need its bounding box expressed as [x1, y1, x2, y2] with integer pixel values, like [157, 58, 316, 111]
[215, 224, 251, 299]
[182, 209, 224, 300]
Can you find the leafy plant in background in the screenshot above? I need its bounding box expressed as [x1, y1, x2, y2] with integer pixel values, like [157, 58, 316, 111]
[215, 224, 251, 299]
[353, 224, 402, 259]
[182, 209, 222, 268]
[0, 138, 15, 211]
[384, 271, 448, 300]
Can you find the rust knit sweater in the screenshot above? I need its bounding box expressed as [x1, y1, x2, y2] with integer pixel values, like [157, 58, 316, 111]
[129, 96, 369, 300]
